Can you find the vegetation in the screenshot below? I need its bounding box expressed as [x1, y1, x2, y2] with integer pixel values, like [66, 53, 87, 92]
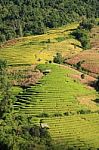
[79, 18, 96, 31]
[53, 53, 64, 64]
[81, 73, 85, 79]
[72, 28, 90, 49]
[66, 24, 99, 77]
[95, 76, 99, 91]
[0, 61, 54, 150]
[0, 0, 99, 42]
[0, 59, 12, 118]
[12, 64, 99, 149]
[0, 2, 99, 148]
[71, 18, 97, 50]
[0, 23, 82, 65]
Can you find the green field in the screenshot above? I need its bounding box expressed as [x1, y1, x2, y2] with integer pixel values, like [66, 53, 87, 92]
[0, 23, 82, 65]
[13, 64, 99, 149]
[0, 23, 99, 149]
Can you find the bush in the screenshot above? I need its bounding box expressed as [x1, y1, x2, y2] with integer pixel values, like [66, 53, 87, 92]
[79, 19, 96, 31]
[81, 74, 85, 79]
[72, 29, 90, 50]
[53, 53, 64, 64]
[95, 76, 99, 91]
[63, 112, 69, 116]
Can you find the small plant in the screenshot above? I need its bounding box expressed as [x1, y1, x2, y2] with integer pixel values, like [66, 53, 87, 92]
[81, 74, 85, 79]
[63, 112, 69, 116]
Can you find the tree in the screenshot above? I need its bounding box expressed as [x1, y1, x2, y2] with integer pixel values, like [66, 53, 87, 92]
[53, 53, 63, 64]
[79, 19, 96, 31]
[72, 29, 90, 50]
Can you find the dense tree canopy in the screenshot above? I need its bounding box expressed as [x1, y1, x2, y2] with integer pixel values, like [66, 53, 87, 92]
[0, 0, 99, 43]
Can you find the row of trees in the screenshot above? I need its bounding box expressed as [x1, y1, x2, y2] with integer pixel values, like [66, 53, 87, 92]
[0, 0, 99, 43]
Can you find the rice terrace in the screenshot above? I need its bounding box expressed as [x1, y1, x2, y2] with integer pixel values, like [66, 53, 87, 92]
[0, 1, 99, 150]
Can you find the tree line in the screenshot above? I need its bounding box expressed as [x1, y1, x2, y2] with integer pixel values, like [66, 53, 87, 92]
[0, 0, 99, 43]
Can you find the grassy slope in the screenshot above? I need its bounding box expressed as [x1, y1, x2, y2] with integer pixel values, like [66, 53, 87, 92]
[13, 64, 99, 149]
[0, 23, 82, 65]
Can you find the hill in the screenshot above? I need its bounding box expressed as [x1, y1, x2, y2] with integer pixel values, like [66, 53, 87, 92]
[0, 21, 99, 149]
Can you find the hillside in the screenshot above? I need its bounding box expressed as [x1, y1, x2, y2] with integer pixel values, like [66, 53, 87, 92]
[0, 21, 99, 149]
[0, 23, 82, 65]
[10, 64, 99, 149]
[65, 25, 99, 77]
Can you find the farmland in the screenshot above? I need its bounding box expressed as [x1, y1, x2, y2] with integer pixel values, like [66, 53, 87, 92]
[66, 26, 99, 77]
[0, 23, 99, 150]
[12, 64, 99, 149]
[0, 23, 82, 65]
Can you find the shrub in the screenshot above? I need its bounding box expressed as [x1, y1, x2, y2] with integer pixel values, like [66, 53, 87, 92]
[95, 76, 99, 91]
[53, 113, 62, 117]
[29, 125, 40, 137]
[53, 53, 64, 64]
[49, 60, 52, 64]
[81, 74, 85, 79]
[63, 112, 69, 116]
[72, 29, 90, 50]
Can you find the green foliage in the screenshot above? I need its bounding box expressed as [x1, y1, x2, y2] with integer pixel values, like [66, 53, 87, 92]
[53, 53, 63, 64]
[79, 18, 96, 31]
[72, 29, 90, 49]
[55, 37, 66, 42]
[0, 0, 99, 42]
[0, 60, 12, 117]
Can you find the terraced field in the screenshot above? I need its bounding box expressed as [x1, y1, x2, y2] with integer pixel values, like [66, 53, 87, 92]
[0, 22, 99, 149]
[14, 64, 97, 115]
[44, 114, 99, 149]
[0, 23, 82, 65]
[13, 64, 99, 149]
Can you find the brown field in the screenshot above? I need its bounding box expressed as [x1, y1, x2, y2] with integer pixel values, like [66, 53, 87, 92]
[66, 26, 99, 77]
[8, 65, 43, 86]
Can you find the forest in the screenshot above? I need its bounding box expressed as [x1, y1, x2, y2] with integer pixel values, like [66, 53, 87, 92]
[0, 0, 99, 42]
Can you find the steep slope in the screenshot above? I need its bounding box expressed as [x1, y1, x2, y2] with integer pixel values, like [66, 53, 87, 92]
[13, 64, 99, 149]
